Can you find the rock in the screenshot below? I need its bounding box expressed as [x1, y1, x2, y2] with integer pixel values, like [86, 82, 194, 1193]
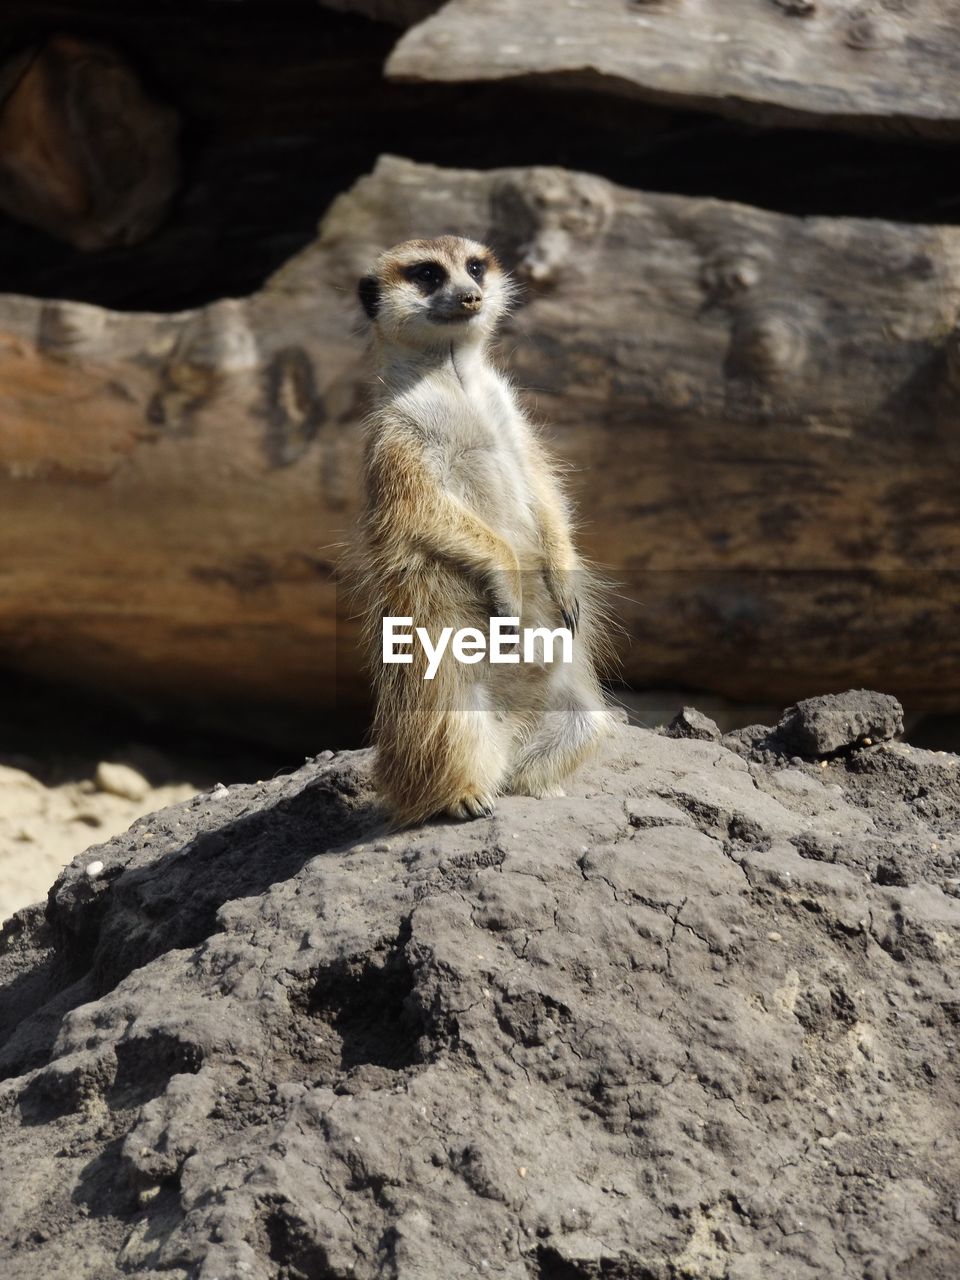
[93, 761, 150, 803]
[666, 706, 722, 742]
[723, 722, 778, 758]
[2, 718, 960, 1277]
[775, 690, 904, 758]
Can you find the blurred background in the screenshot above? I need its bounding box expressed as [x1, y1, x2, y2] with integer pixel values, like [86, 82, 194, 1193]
[3, 0, 960, 918]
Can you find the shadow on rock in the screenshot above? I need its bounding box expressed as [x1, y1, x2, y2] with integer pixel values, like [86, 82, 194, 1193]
[0, 753, 382, 1080]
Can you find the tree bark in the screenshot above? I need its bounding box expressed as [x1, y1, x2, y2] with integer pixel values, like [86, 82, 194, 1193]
[2, 155, 960, 719]
[319, 0, 444, 26]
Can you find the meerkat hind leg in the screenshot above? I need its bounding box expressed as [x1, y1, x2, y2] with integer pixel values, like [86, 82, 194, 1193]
[442, 682, 511, 821]
[506, 672, 609, 798]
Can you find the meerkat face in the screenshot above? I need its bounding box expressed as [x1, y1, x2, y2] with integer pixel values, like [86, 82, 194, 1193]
[358, 235, 513, 349]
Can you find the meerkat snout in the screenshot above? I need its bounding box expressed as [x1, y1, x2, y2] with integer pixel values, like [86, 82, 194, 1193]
[457, 287, 482, 313]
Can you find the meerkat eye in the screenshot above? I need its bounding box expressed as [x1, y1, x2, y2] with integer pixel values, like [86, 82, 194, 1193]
[403, 261, 447, 294]
[466, 257, 487, 282]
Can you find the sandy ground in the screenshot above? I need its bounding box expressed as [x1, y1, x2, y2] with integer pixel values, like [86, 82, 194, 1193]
[0, 762, 198, 924]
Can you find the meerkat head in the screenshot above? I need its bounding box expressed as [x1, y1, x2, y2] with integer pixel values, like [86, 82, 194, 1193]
[358, 235, 513, 350]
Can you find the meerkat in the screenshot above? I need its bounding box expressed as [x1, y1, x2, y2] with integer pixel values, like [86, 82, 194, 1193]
[348, 234, 612, 826]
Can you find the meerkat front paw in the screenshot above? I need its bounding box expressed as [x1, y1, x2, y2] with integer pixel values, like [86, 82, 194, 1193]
[445, 789, 496, 820]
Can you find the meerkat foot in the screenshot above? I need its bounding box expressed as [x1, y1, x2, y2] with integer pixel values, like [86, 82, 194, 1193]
[445, 790, 496, 821]
[508, 780, 566, 799]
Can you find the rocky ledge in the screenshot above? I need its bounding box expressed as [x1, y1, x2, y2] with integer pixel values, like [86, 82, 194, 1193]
[1, 691, 959, 1279]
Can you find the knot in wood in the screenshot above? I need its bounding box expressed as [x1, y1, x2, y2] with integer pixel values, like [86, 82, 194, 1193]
[37, 300, 107, 359]
[845, 11, 899, 50]
[524, 170, 612, 240]
[495, 170, 612, 285]
[730, 310, 808, 380]
[185, 300, 258, 373]
[701, 252, 763, 302]
[772, 0, 816, 15]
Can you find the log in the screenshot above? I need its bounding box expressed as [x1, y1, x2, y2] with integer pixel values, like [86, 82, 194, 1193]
[0, 36, 179, 250]
[0, 6, 954, 313]
[319, 0, 444, 25]
[2, 155, 960, 722]
[387, 0, 960, 137]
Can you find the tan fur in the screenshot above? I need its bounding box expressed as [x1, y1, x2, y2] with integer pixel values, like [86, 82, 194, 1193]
[347, 235, 613, 825]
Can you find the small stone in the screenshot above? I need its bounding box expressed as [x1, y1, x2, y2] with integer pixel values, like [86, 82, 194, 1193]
[666, 706, 721, 742]
[774, 690, 903, 759]
[211, 782, 228, 795]
[518, 1166, 527, 1178]
[72, 810, 104, 828]
[85, 860, 105, 878]
[767, 931, 782, 942]
[95, 761, 150, 802]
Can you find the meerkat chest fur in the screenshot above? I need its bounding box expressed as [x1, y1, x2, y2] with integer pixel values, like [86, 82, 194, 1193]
[392, 345, 541, 550]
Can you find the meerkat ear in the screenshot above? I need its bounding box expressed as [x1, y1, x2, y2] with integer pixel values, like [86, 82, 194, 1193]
[358, 275, 381, 320]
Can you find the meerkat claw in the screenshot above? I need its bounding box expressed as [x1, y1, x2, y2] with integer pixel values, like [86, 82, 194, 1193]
[561, 602, 579, 637]
[446, 791, 496, 821]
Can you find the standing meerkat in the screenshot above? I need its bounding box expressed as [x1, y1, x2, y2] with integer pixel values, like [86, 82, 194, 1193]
[349, 234, 613, 825]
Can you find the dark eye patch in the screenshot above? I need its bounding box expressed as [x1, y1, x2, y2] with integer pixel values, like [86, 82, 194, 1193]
[466, 257, 487, 283]
[403, 261, 447, 294]
[357, 274, 380, 320]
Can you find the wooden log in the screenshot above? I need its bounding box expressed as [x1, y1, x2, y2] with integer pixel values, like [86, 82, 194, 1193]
[0, 36, 179, 251]
[2, 155, 960, 721]
[387, 0, 960, 137]
[319, 0, 444, 26]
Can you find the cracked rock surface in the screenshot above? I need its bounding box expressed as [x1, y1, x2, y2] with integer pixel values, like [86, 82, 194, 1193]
[2, 713, 960, 1278]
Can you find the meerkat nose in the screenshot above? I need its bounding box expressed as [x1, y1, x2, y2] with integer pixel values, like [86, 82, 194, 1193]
[457, 289, 482, 312]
